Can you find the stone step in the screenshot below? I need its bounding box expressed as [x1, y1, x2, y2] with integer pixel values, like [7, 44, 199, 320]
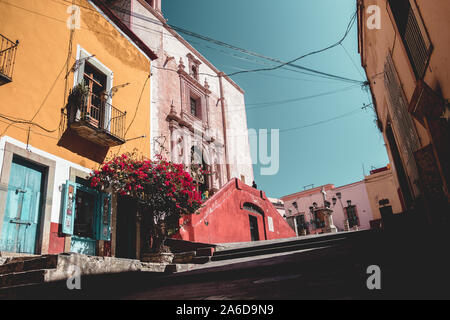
[0, 255, 58, 276]
[172, 251, 196, 264]
[164, 263, 196, 274]
[196, 247, 215, 257]
[191, 256, 211, 264]
[171, 248, 214, 264]
[0, 269, 47, 289]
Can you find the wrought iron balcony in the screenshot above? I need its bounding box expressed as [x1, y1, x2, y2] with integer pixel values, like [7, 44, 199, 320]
[67, 88, 126, 147]
[0, 34, 19, 85]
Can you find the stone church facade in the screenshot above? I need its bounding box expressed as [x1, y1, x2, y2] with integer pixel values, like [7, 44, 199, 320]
[107, 0, 254, 193]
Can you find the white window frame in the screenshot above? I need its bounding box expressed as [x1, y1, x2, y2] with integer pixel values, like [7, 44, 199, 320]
[73, 45, 114, 131]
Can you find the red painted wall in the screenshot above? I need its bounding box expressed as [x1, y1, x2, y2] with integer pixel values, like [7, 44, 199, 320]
[175, 179, 297, 244]
[48, 222, 65, 254]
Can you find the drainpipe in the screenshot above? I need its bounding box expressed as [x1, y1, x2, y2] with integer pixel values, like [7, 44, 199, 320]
[218, 72, 231, 182]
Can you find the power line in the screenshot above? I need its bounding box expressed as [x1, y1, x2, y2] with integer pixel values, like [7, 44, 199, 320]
[279, 107, 367, 134]
[224, 11, 358, 77]
[0, 0, 371, 141]
[110, 3, 364, 83]
[53, 0, 365, 85]
[6, 0, 366, 86]
[246, 85, 361, 110]
[339, 43, 365, 80]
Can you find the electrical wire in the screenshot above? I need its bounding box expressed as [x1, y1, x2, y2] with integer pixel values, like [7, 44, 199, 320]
[51, 0, 365, 85]
[0, 0, 371, 141]
[246, 85, 361, 110]
[225, 11, 358, 77]
[279, 107, 365, 134]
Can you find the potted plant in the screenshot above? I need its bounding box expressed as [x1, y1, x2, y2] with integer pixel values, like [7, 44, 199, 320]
[67, 81, 89, 123]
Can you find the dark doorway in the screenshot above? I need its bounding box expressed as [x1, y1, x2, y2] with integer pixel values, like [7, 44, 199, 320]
[115, 196, 137, 259]
[386, 122, 413, 209]
[379, 205, 394, 229]
[249, 215, 260, 241]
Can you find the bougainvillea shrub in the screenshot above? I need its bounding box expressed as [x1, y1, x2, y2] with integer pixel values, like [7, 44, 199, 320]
[89, 152, 204, 253]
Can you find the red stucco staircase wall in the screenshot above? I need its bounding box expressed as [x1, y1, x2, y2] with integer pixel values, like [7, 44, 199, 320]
[175, 178, 296, 244]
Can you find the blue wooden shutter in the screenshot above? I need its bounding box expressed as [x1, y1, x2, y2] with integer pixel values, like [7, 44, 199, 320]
[96, 192, 111, 241]
[62, 180, 77, 235]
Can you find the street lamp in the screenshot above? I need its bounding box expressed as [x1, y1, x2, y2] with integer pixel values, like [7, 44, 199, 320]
[347, 200, 352, 207]
[332, 197, 337, 206]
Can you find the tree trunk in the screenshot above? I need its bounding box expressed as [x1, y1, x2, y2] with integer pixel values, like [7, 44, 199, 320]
[150, 223, 167, 253]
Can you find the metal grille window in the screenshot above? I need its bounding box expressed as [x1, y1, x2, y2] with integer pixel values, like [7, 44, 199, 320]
[388, 0, 432, 79]
[190, 97, 199, 117]
[345, 206, 359, 228]
[384, 54, 420, 180]
[295, 214, 306, 231]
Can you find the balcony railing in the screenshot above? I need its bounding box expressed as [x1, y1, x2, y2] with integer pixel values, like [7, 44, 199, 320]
[68, 90, 126, 147]
[0, 34, 19, 85]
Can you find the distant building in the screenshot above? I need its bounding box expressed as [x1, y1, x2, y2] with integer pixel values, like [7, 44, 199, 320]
[281, 167, 402, 236]
[364, 166, 403, 228]
[268, 198, 286, 218]
[357, 0, 450, 226]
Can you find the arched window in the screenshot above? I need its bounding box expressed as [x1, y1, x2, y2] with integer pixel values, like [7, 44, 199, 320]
[190, 146, 209, 194]
[243, 202, 264, 216]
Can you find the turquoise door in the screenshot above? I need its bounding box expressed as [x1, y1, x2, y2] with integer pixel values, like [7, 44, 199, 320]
[0, 158, 43, 254]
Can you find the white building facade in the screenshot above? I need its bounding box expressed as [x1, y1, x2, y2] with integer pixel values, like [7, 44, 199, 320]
[108, 0, 254, 193]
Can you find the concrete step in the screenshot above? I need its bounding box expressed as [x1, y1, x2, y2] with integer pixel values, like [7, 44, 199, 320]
[214, 230, 370, 255]
[209, 230, 381, 262]
[211, 237, 347, 262]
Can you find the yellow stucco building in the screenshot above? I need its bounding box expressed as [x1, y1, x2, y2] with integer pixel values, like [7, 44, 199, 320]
[0, 0, 157, 257]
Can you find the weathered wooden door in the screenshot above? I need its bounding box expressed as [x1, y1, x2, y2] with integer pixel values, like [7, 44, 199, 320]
[249, 215, 260, 241]
[0, 157, 43, 253]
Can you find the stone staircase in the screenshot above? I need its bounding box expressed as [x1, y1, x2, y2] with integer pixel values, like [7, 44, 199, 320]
[159, 230, 380, 274]
[0, 231, 380, 292]
[0, 255, 58, 289]
[0, 253, 171, 292]
[0, 245, 218, 292]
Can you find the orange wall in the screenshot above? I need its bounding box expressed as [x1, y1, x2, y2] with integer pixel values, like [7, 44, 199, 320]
[0, 0, 152, 169]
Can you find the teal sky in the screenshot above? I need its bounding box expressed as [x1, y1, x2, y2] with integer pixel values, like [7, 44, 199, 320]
[163, 0, 389, 198]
